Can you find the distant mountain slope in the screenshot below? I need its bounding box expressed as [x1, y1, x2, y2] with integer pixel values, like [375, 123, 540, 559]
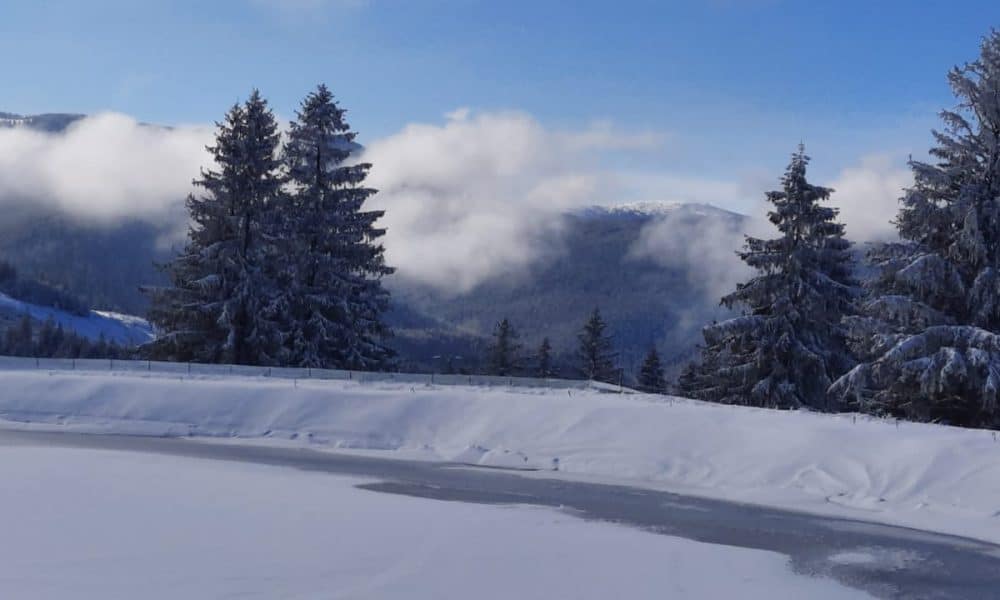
[0, 292, 153, 346]
[0, 110, 175, 314]
[0, 215, 174, 314]
[390, 202, 746, 374]
[0, 199, 741, 372]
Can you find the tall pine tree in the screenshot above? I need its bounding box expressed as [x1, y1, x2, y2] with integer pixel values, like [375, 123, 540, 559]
[145, 91, 285, 365]
[681, 147, 857, 409]
[281, 84, 393, 370]
[536, 337, 554, 378]
[831, 31, 1000, 427]
[577, 308, 618, 383]
[637, 347, 667, 394]
[487, 318, 521, 376]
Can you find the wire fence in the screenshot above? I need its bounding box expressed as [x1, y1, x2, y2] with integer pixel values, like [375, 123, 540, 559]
[0, 355, 634, 394]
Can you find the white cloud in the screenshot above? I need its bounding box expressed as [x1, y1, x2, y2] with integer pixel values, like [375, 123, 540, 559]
[0, 113, 212, 225]
[828, 154, 910, 243]
[628, 155, 912, 305]
[362, 109, 665, 293]
[558, 120, 668, 152]
[0, 106, 913, 300]
[0, 108, 670, 293]
[444, 107, 471, 121]
[630, 209, 752, 303]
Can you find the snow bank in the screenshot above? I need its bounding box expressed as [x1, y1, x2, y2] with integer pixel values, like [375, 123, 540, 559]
[0, 292, 153, 345]
[2, 368, 999, 544]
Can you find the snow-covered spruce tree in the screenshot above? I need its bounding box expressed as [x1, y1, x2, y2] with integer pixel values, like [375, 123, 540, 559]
[4, 313, 34, 357]
[680, 147, 858, 409]
[831, 32, 1000, 427]
[536, 337, 554, 378]
[637, 347, 667, 394]
[577, 308, 619, 383]
[280, 84, 393, 370]
[145, 91, 285, 365]
[487, 318, 521, 376]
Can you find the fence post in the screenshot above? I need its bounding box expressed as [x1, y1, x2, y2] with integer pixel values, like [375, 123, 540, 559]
[148, 360, 151, 371]
[72, 358, 76, 370]
[188, 362, 192, 374]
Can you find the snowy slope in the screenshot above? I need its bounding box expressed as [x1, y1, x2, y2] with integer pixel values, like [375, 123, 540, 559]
[2, 368, 1000, 545]
[0, 444, 866, 600]
[0, 292, 153, 346]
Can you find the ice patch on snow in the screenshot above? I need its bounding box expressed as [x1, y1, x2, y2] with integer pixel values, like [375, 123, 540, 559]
[0, 444, 868, 599]
[829, 548, 923, 571]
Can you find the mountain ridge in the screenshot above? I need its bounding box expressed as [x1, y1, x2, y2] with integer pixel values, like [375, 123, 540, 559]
[0, 111, 86, 132]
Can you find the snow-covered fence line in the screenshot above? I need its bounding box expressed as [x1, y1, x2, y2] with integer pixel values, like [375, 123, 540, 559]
[0, 355, 630, 393]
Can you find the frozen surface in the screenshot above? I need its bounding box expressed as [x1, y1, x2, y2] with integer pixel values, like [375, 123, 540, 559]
[1, 368, 1000, 545]
[0, 444, 867, 599]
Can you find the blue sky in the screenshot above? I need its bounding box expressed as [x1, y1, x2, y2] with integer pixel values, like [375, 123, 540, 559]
[3, 1, 1000, 289]
[2, 1, 999, 183]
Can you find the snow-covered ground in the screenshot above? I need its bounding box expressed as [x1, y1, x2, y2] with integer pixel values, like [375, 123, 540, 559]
[0, 292, 153, 345]
[0, 443, 867, 599]
[1, 368, 1000, 545]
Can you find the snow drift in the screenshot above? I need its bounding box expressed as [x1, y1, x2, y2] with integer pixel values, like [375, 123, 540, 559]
[1, 367, 999, 545]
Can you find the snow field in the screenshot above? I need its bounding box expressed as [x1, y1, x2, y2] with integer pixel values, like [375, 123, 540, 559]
[1, 368, 999, 544]
[0, 444, 869, 599]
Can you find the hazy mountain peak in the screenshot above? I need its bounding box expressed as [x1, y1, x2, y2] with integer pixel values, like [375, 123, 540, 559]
[571, 201, 743, 221]
[0, 111, 86, 132]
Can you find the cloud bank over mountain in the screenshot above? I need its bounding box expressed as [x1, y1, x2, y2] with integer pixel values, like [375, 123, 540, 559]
[361, 109, 668, 293]
[629, 153, 910, 304]
[0, 113, 211, 225]
[0, 107, 911, 294]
